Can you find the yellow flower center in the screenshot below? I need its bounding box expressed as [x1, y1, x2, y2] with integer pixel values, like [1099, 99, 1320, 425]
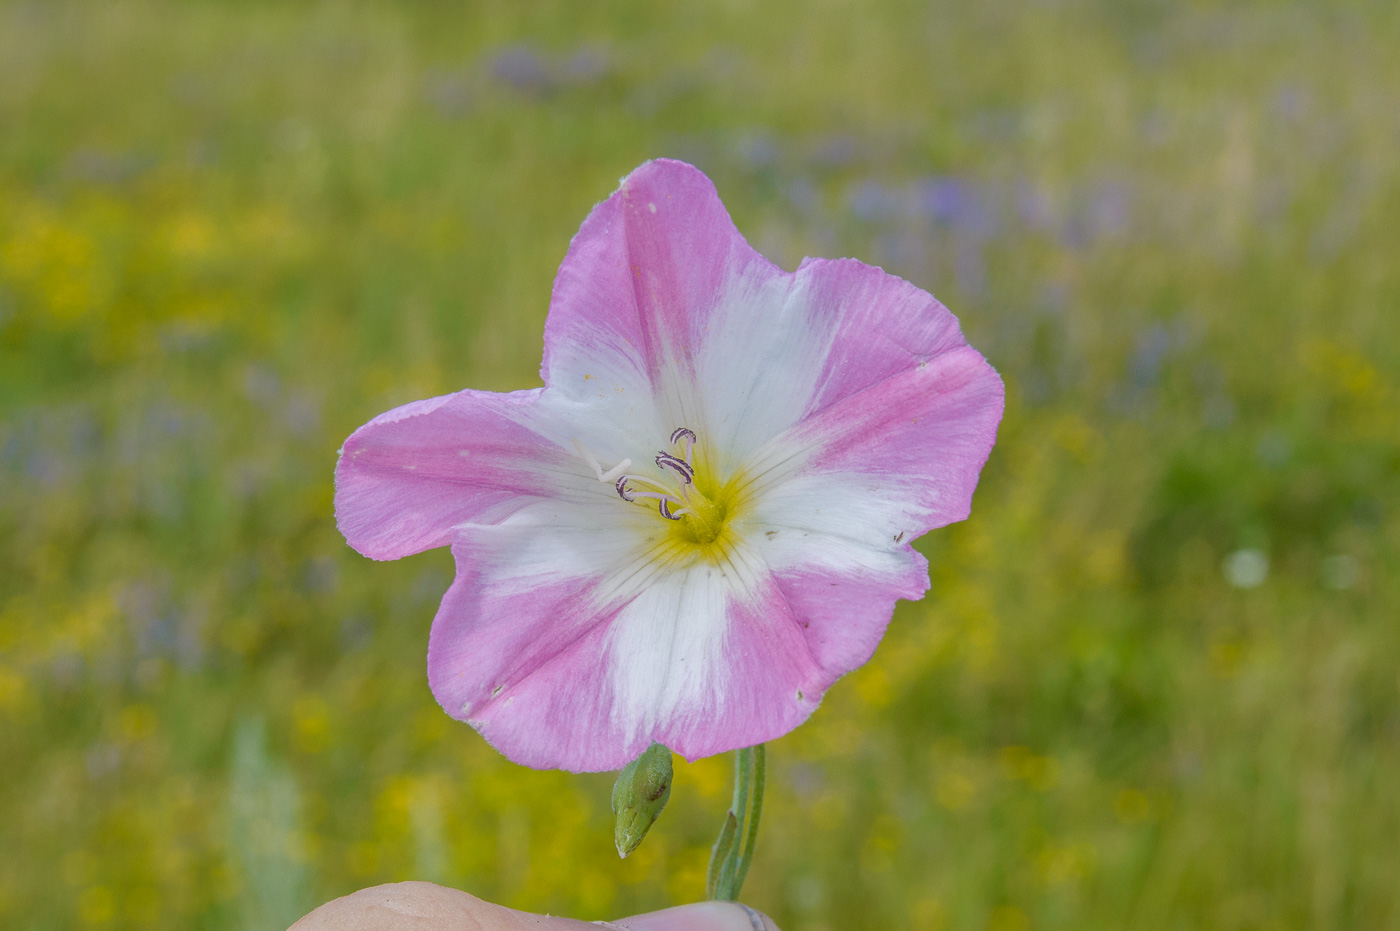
[579, 427, 744, 561]
[670, 477, 727, 545]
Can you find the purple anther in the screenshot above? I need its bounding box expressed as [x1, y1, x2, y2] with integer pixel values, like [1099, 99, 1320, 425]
[659, 498, 681, 520]
[655, 452, 694, 484]
[670, 426, 697, 446]
[615, 476, 634, 501]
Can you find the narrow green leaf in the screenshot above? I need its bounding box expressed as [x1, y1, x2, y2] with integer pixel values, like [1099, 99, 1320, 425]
[733, 744, 765, 893]
[706, 810, 739, 899]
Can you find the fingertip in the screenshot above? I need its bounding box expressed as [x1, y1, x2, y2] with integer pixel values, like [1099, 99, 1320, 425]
[611, 901, 781, 931]
[289, 881, 596, 930]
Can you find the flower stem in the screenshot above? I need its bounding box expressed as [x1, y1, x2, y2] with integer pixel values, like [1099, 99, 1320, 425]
[705, 744, 765, 901]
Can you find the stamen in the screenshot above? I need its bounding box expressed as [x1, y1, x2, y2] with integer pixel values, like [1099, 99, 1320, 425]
[628, 490, 679, 507]
[600, 427, 720, 538]
[616, 474, 676, 496]
[654, 452, 694, 484]
[670, 427, 697, 465]
[616, 477, 685, 516]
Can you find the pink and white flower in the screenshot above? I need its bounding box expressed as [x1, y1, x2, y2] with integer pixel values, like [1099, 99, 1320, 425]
[335, 160, 1003, 772]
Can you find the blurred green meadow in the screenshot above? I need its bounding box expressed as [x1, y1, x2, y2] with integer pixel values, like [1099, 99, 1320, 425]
[2, 0, 1398, 928]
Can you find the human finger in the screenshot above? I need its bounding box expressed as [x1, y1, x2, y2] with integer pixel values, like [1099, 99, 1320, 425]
[607, 900, 782, 930]
[289, 881, 596, 930]
[289, 882, 782, 931]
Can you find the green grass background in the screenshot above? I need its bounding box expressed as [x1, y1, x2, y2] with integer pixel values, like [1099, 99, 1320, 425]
[2, 1, 1398, 928]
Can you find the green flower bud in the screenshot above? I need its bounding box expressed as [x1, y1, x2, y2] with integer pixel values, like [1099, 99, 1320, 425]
[611, 743, 673, 858]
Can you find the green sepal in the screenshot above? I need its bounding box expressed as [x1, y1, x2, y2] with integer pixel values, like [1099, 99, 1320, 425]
[611, 743, 673, 858]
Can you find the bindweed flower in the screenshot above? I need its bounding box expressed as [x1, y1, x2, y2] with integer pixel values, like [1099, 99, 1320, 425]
[335, 160, 1003, 772]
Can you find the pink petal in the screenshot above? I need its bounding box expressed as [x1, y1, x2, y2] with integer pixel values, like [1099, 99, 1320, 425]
[773, 553, 930, 681]
[544, 170, 995, 478]
[726, 344, 998, 688]
[427, 552, 626, 770]
[788, 343, 1004, 530]
[427, 506, 828, 772]
[541, 159, 784, 401]
[335, 388, 571, 561]
[606, 563, 826, 765]
[791, 257, 973, 417]
[732, 285, 1001, 682]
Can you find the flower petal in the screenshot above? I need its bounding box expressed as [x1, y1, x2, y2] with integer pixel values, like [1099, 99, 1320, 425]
[741, 341, 1004, 547]
[541, 163, 993, 480]
[693, 257, 986, 474]
[605, 556, 826, 765]
[335, 388, 575, 561]
[788, 257, 975, 415]
[426, 502, 827, 772]
[425, 497, 660, 771]
[541, 159, 784, 412]
[732, 340, 1002, 676]
[762, 534, 930, 680]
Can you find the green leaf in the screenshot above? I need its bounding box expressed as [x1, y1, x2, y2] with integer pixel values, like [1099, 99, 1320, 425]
[706, 810, 740, 899]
